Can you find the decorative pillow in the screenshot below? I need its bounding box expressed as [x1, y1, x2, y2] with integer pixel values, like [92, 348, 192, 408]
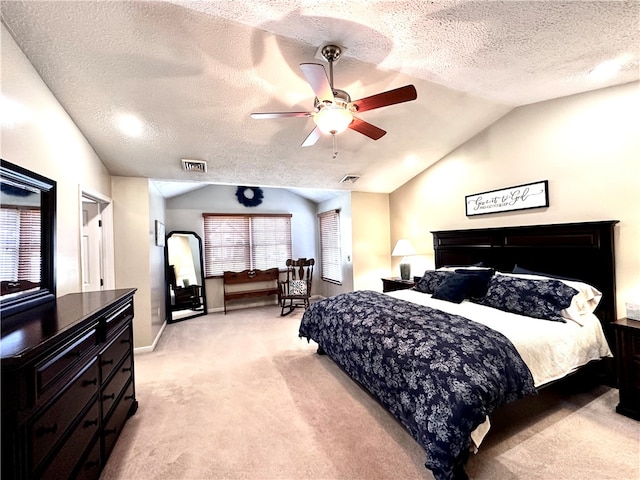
[453, 269, 495, 298]
[413, 270, 452, 294]
[479, 275, 579, 322]
[506, 268, 602, 323]
[431, 270, 494, 303]
[432, 274, 477, 303]
[289, 280, 307, 295]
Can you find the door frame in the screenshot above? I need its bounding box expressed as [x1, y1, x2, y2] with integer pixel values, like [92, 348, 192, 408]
[79, 186, 115, 291]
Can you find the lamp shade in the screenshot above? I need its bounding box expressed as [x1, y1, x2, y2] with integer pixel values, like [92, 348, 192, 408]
[313, 105, 353, 135]
[391, 239, 416, 257]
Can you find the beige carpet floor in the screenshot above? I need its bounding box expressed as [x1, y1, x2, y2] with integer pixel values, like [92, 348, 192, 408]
[100, 306, 639, 480]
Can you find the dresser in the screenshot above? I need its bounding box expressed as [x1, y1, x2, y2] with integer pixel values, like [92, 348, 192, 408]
[612, 318, 640, 420]
[1, 289, 138, 480]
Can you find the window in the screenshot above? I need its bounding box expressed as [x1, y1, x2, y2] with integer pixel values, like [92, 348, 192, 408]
[0, 207, 41, 283]
[202, 214, 292, 277]
[318, 209, 342, 284]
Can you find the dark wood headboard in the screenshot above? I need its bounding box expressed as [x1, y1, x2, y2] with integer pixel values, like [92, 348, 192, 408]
[431, 221, 619, 330]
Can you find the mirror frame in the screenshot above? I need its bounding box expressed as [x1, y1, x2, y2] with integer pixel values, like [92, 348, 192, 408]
[0, 159, 57, 317]
[165, 230, 207, 323]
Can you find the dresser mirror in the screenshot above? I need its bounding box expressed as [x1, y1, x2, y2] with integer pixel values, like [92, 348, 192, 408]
[0, 159, 56, 318]
[165, 231, 207, 322]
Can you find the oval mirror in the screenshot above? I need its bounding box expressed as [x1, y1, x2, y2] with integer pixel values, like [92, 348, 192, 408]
[165, 231, 207, 322]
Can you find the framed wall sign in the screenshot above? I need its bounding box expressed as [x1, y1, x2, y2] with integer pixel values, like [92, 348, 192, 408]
[465, 180, 549, 216]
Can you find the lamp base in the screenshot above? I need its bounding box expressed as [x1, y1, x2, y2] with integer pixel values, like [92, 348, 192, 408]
[399, 263, 410, 281]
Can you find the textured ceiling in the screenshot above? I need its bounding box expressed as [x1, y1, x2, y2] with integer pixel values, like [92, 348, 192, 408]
[1, 1, 638, 200]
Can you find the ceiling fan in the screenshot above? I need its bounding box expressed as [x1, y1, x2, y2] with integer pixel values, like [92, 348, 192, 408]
[251, 45, 417, 148]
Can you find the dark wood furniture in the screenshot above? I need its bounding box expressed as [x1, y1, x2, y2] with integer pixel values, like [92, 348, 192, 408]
[1, 288, 138, 480]
[279, 258, 315, 316]
[171, 284, 202, 311]
[612, 318, 640, 420]
[223, 268, 280, 314]
[432, 220, 619, 383]
[381, 277, 415, 293]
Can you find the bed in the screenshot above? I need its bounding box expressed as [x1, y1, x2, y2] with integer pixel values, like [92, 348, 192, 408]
[298, 221, 618, 480]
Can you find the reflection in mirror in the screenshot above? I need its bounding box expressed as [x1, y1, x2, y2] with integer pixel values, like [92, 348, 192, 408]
[0, 159, 56, 317]
[165, 231, 207, 323]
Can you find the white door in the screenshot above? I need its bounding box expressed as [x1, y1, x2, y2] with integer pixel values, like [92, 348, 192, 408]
[81, 200, 103, 291]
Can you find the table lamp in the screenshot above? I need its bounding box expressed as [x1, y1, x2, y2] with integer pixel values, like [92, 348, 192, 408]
[392, 239, 416, 280]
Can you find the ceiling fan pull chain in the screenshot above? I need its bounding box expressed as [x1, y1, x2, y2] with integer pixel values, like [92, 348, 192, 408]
[332, 134, 338, 159]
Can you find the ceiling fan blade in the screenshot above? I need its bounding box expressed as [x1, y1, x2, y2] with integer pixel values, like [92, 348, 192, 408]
[300, 63, 334, 103]
[250, 112, 312, 119]
[350, 84, 417, 113]
[348, 117, 386, 140]
[301, 126, 321, 147]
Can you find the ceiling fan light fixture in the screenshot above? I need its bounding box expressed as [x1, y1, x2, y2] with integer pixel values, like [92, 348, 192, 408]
[313, 105, 353, 135]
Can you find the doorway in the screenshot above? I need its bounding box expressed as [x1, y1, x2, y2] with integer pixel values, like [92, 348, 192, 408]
[80, 188, 114, 292]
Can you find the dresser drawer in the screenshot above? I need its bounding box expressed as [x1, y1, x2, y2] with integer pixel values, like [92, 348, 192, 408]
[30, 358, 99, 469]
[102, 354, 133, 420]
[103, 380, 135, 460]
[35, 328, 98, 397]
[100, 326, 132, 383]
[36, 400, 100, 480]
[631, 331, 640, 357]
[73, 436, 101, 480]
[103, 300, 134, 339]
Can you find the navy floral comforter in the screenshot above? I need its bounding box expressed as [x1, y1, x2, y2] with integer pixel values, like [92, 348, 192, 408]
[299, 290, 536, 480]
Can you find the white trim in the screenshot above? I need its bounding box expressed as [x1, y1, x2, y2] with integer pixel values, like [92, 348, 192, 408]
[79, 186, 115, 290]
[134, 320, 167, 354]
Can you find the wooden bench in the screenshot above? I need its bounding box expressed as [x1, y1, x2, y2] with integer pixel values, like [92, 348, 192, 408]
[222, 268, 280, 314]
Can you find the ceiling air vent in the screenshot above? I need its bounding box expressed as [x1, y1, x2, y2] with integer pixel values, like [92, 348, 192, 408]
[340, 174, 360, 184]
[181, 158, 207, 173]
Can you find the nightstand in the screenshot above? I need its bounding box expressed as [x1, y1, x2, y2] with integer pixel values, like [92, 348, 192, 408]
[381, 277, 415, 293]
[612, 318, 640, 420]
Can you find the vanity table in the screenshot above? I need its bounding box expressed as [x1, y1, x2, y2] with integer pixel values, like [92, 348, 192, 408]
[1, 288, 137, 480]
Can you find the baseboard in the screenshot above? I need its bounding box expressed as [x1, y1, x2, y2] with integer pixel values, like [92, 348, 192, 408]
[134, 320, 167, 355]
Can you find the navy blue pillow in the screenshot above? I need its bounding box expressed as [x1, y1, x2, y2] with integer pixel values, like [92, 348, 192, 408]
[454, 269, 494, 298]
[413, 271, 452, 294]
[432, 274, 476, 303]
[512, 264, 580, 282]
[480, 275, 578, 322]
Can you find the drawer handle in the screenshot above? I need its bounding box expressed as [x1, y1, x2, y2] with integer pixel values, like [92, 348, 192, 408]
[102, 359, 114, 366]
[125, 394, 135, 401]
[82, 378, 98, 387]
[122, 366, 132, 372]
[65, 350, 82, 359]
[83, 418, 99, 428]
[104, 428, 117, 436]
[103, 393, 116, 401]
[35, 423, 58, 437]
[84, 459, 100, 469]
[120, 338, 131, 345]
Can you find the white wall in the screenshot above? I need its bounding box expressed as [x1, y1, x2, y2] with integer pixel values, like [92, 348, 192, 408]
[316, 192, 353, 298]
[1, 24, 112, 296]
[390, 81, 640, 318]
[351, 192, 391, 292]
[164, 184, 319, 311]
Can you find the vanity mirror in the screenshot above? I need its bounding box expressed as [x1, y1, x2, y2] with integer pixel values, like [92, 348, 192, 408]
[165, 230, 207, 322]
[0, 159, 56, 317]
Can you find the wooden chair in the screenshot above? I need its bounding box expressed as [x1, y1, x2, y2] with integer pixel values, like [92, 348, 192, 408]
[279, 258, 315, 316]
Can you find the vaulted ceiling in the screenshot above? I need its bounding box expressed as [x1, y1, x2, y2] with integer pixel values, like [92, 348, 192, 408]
[1, 1, 638, 200]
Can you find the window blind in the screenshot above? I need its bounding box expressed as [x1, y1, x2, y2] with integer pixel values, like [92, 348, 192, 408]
[318, 209, 342, 284]
[0, 207, 41, 282]
[203, 213, 292, 277]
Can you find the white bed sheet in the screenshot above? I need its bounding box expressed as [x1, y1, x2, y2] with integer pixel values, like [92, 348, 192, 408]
[387, 289, 613, 449]
[387, 289, 612, 387]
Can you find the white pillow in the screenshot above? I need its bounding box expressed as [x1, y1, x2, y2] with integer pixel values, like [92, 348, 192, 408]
[289, 280, 307, 295]
[497, 272, 602, 325]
